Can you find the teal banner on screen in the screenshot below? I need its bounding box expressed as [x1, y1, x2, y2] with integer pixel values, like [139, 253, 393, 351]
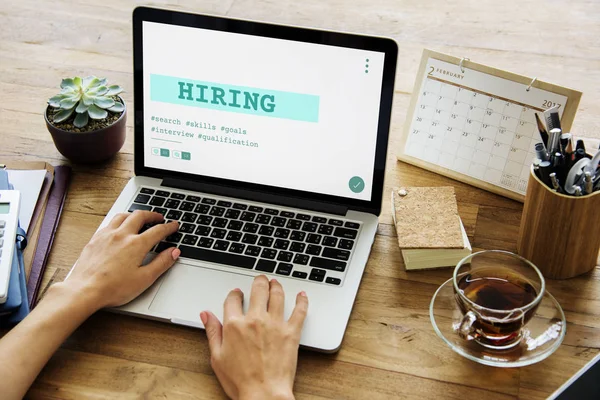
[150, 74, 320, 123]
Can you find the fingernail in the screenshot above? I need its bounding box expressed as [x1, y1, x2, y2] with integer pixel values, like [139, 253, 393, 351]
[171, 248, 181, 260]
[200, 311, 207, 325]
[233, 288, 242, 292]
[300, 291, 307, 297]
[271, 278, 278, 283]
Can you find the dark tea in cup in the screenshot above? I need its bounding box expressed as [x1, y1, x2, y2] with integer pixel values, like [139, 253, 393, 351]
[453, 251, 545, 350]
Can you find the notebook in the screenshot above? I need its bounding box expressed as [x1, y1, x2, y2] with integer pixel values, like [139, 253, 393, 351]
[391, 186, 471, 270]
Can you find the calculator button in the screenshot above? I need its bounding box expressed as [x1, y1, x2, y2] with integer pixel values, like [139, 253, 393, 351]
[0, 229, 3, 237]
[0, 221, 5, 228]
[0, 238, 5, 248]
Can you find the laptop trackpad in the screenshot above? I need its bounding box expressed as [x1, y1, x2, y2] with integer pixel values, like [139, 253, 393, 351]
[148, 262, 299, 324]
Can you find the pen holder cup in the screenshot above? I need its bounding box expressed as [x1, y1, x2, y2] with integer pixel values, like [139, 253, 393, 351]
[517, 166, 600, 279]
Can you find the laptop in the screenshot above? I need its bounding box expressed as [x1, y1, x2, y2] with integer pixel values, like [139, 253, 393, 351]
[98, 6, 397, 352]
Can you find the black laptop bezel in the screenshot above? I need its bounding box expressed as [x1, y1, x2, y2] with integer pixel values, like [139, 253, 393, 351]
[132, 6, 397, 215]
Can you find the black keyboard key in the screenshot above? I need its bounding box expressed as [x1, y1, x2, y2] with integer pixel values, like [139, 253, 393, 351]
[171, 193, 185, 200]
[345, 221, 360, 229]
[229, 243, 245, 254]
[260, 248, 277, 260]
[306, 245, 322, 256]
[179, 245, 256, 269]
[322, 247, 351, 261]
[233, 203, 248, 210]
[326, 277, 341, 285]
[256, 214, 272, 224]
[195, 204, 211, 214]
[180, 201, 195, 212]
[140, 188, 155, 194]
[290, 231, 306, 241]
[156, 190, 170, 197]
[273, 239, 290, 250]
[339, 239, 354, 250]
[166, 232, 183, 243]
[245, 245, 261, 257]
[240, 212, 256, 222]
[306, 234, 322, 244]
[258, 236, 274, 247]
[180, 223, 196, 233]
[249, 206, 264, 213]
[154, 241, 172, 253]
[312, 216, 327, 223]
[264, 208, 278, 215]
[149, 196, 166, 206]
[322, 236, 338, 247]
[182, 235, 199, 246]
[271, 217, 286, 227]
[153, 207, 168, 216]
[292, 271, 308, 279]
[227, 220, 244, 231]
[243, 223, 259, 234]
[329, 219, 343, 226]
[274, 228, 290, 239]
[210, 228, 227, 239]
[212, 217, 228, 228]
[186, 195, 201, 202]
[302, 222, 318, 233]
[197, 215, 213, 225]
[259, 225, 274, 236]
[286, 220, 302, 230]
[198, 237, 214, 248]
[195, 225, 211, 236]
[210, 206, 226, 217]
[334, 227, 358, 239]
[217, 200, 232, 207]
[256, 259, 277, 273]
[225, 209, 241, 219]
[290, 242, 306, 253]
[165, 199, 181, 209]
[296, 213, 311, 221]
[277, 251, 293, 262]
[129, 203, 151, 212]
[202, 198, 217, 205]
[280, 211, 295, 218]
[318, 225, 333, 235]
[166, 210, 183, 220]
[242, 233, 258, 245]
[293, 254, 309, 265]
[181, 213, 197, 223]
[310, 257, 346, 272]
[226, 231, 243, 242]
[134, 194, 151, 204]
[309, 268, 326, 282]
[213, 240, 229, 251]
[139, 223, 155, 234]
[276, 263, 293, 276]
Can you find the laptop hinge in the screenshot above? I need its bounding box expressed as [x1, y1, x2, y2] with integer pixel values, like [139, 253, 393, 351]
[162, 177, 348, 216]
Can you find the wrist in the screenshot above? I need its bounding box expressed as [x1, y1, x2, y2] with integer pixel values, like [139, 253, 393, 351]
[239, 386, 294, 400]
[46, 280, 104, 317]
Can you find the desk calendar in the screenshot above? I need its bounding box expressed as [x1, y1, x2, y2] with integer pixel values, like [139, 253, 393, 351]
[398, 49, 582, 202]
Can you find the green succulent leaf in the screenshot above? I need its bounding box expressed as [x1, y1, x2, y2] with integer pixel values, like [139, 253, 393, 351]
[60, 78, 78, 90]
[60, 87, 77, 94]
[105, 85, 123, 96]
[53, 107, 75, 123]
[82, 93, 95, 106]
[73, 76, 82, 87]
[94, 96, 115, 109]
[88, 85, 108, 96]
[88, 104, 108, 120]
[48, 94, 68, 107]
[75, 100, 89, 113]
[97, 78, 108, 86]
[107, 102, 125, 113]
[82, 76, 95, 87]
[59, 97, 78, 109]
[85, 77, 101, 89]
[73, 112, 89, 128]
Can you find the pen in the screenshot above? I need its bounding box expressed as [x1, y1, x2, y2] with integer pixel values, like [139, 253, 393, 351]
[576, 139, 586, 153]
[574, 148, 587, 162]
[539, 160, 553, 187]
[535, 142, 549, 162]
[574, 186, 582, 196]
[560, 133, 572, 153]
[535, 113, 549, 147]
[548, 128, 562, 155]
[550, 172, 561, 192]
[584, 172, 593, 194]
[533, 158, 542, 179]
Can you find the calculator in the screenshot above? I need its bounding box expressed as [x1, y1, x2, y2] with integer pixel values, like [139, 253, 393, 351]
[0, 190, 21, 304]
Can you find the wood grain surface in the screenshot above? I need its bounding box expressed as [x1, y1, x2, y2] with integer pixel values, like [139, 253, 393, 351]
[1, 1, 599, 399]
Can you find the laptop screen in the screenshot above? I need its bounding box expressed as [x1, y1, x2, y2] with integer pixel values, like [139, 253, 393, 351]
[142, 21, 386, 202]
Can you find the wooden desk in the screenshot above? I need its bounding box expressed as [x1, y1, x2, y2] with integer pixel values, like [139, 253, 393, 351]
[1, 0, 599, 398]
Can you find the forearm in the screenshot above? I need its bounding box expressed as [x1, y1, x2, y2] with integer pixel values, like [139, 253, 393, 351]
[0, 282, 100, 399]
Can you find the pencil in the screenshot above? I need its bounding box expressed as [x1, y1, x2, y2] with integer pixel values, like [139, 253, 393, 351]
[535, 113, 549, 147]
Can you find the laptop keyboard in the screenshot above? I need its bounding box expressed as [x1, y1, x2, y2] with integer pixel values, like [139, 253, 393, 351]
[128, 187, 362, 286]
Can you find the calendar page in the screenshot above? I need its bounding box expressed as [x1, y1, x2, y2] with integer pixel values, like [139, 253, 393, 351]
[399, 51, 579, 200]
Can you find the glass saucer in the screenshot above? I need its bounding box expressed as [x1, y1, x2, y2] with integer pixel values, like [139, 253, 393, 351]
[430, 277, 566, 368]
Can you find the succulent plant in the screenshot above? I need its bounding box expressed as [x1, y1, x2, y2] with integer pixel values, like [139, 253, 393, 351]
[47, 76, 124, 128]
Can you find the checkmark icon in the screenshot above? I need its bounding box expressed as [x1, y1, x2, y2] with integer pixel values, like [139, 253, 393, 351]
[348, 176, 365, 193]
